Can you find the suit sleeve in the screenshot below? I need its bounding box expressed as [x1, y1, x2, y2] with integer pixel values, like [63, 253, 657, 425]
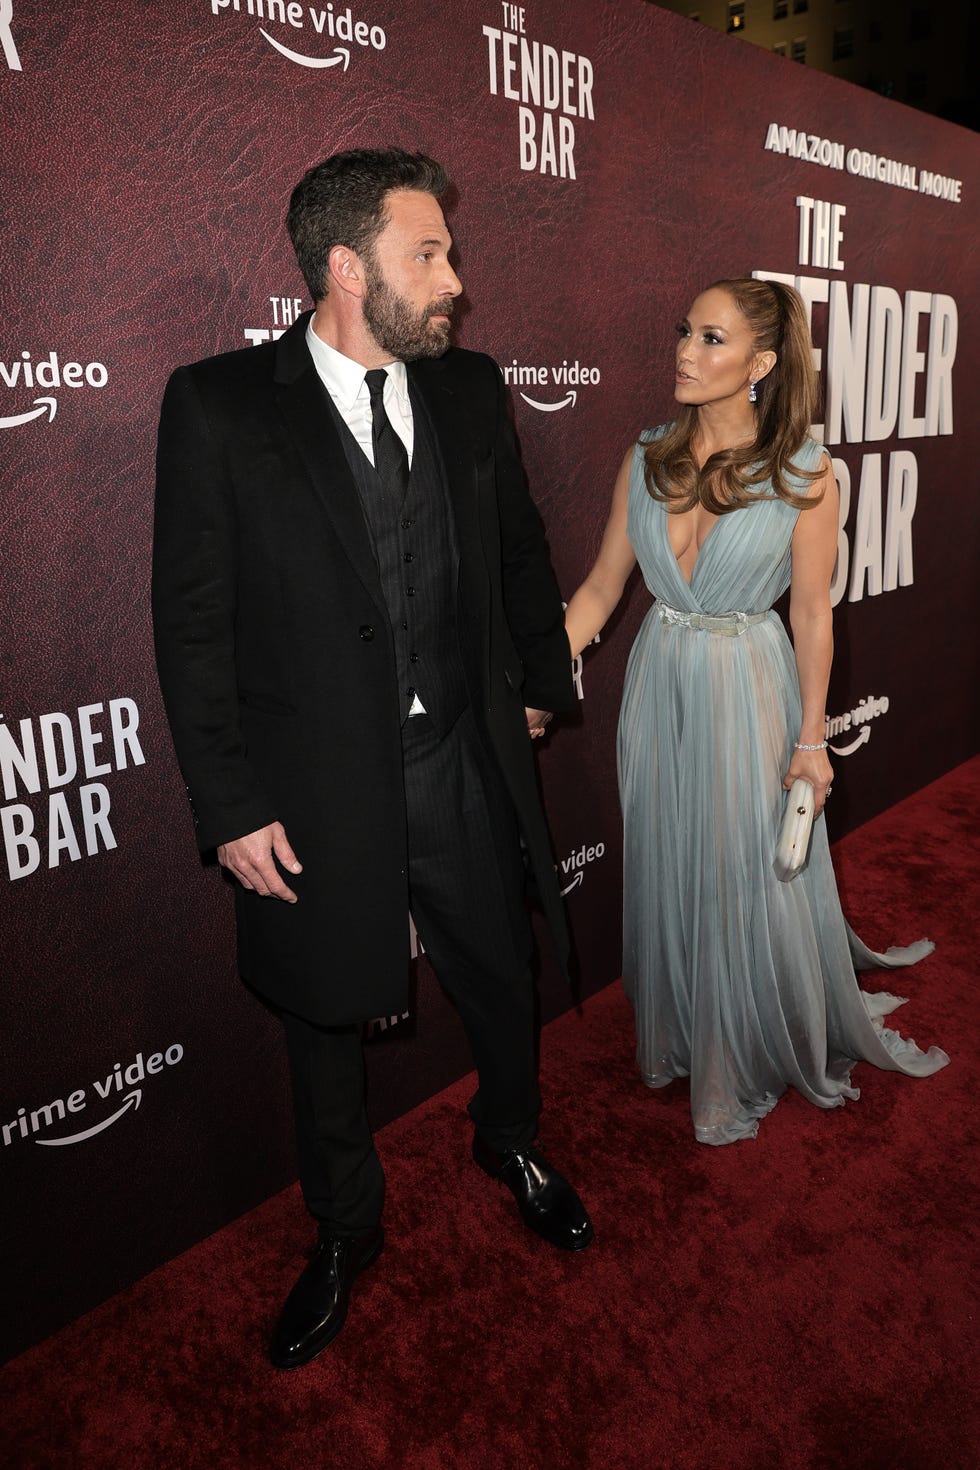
[490, 363, 577, 713]
[151, 367, 278, 850]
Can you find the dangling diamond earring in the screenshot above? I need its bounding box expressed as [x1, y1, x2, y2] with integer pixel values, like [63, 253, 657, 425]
[748, 380, 758, 403]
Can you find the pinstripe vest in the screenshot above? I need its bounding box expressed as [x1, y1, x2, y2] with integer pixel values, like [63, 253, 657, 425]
[323, 383, 469, 733]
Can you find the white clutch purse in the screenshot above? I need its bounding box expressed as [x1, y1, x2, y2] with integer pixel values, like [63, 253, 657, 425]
[773, 779, 815, 883]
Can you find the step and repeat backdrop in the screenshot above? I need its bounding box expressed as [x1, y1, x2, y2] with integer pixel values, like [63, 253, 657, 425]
[2, 0, 976, 1358]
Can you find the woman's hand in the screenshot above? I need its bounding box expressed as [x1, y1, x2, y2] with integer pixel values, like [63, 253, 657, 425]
[525, 707, 553, 740]
[783, 747, 834, 815]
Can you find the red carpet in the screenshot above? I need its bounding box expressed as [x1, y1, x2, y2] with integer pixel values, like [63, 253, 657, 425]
[2, 760, 977, 1470]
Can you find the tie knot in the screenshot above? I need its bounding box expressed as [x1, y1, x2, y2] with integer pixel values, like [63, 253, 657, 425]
[364, 368, 388, 405]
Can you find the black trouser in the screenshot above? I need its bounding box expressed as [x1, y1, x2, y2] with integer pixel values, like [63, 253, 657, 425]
[281, 707, 539, 1234]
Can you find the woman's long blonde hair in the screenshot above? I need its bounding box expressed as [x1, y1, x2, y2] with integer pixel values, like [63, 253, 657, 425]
[643, 278, 823, 515]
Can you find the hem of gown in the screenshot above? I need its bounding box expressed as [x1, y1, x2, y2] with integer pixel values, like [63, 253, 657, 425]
[641, 1068, 876, 1146]
[633, 963, 949, 1145]
[692, 1091, 783, 1146]
[641, 1073, 787, 1146]
[641, 1071, 685, 1089]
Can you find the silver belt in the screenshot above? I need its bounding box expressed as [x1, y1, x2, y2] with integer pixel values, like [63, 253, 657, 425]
[656, 602, 770, 637]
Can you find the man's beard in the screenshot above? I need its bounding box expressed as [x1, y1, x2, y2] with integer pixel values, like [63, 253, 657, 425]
[362, 259, 454, 362]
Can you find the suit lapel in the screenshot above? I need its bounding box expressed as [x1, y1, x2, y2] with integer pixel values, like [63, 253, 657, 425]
[273, 315, 385, 612]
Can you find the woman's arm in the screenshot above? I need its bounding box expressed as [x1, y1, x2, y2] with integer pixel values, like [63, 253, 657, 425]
[785, 455, 839, 813]
[564, 446, 639, 660]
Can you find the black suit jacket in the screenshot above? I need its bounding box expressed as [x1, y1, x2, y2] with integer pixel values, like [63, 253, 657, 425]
[152, 312, 575, 1025]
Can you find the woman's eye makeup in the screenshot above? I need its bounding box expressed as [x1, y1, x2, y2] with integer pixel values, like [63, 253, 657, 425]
[675, 322, 724, 345]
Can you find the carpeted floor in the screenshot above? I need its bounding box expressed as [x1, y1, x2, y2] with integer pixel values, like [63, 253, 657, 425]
[2, 759, 977, 1470]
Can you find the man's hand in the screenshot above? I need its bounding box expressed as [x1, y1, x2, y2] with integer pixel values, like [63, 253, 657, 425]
[525, 707, 553, 740]
[217, 821, 303, 902]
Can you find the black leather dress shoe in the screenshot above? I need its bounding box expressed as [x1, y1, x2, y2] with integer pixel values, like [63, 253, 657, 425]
[269, 1226, 383, 1370]
[472, 1135, 594, 1251]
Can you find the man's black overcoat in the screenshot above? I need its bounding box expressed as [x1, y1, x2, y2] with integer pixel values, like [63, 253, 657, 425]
[152, 312, 575, 1026]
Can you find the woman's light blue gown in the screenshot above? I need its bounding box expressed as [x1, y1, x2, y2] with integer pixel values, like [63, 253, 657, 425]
[618, 432, 949, 1145]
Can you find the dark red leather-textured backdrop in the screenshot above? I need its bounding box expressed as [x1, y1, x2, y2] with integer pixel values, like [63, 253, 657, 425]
[1, 1, 976, 1360]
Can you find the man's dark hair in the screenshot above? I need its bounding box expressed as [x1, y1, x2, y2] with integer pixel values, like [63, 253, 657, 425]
[287, 148, 449, 302]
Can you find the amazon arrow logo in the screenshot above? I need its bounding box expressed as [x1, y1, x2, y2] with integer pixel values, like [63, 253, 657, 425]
[1, 0, 21, 71]
[36, 1090, 141, 1146]
[260, 32, 350, 69]
[829, 724, 871, 757]
[0, 396, 56, 430]
[521, 389, 577, 413]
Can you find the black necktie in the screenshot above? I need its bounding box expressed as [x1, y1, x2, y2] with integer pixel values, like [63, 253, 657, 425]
[364, 368, 410, 499]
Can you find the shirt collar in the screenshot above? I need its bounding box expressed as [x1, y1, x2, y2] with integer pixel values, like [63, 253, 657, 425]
[305, 321, 409, 411]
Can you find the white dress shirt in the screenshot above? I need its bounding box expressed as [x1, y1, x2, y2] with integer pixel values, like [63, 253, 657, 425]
[305, 320, 414, 467]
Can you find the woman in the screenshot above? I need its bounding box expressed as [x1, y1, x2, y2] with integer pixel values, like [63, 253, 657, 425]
[564, 278, 948, 1144]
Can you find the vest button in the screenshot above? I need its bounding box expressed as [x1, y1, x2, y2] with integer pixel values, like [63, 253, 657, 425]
[410, 652, 419, 663]
[406, 586, 416, 596]
[401, 519, 414, 529]
[403, 552, 414, 563]
[359, 625, 374, 641]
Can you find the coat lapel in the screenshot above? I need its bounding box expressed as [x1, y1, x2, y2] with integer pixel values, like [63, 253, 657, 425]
[273, 315, 385, 613]
[408, 358, 483, 562]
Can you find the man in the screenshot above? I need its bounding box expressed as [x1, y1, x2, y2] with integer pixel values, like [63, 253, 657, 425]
[152, 148, 592, 1371]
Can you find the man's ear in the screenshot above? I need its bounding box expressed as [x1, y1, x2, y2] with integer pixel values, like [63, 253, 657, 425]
[327, 244, 366, 299]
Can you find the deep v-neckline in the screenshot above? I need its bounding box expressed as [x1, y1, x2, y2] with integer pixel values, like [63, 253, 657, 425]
[665, 508, 723, 588]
